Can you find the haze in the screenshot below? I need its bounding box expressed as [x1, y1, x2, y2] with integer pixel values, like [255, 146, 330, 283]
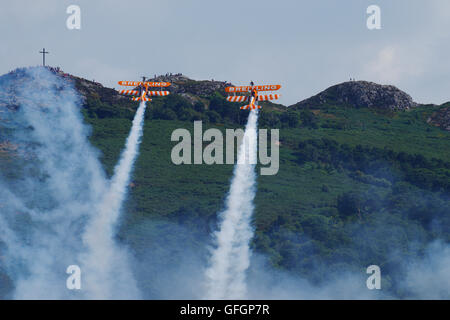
[1, 0, 449, 105]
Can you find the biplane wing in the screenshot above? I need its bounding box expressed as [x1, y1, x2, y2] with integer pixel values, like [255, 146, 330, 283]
[146, 91, 170, 96]
[118, 81, 143, 86]
[257, 94, 281, 101]
[226, 96, 250, 102]
[119, 90, 140, 96]
[117, 81, 171, 87]
[225, 84, 281, 93]
[143, 82, 171, 87]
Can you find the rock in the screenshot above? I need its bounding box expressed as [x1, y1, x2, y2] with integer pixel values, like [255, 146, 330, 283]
[427, 104, 450, 131]
[291, 81, 417, 111]
[147, 73, 230, 97]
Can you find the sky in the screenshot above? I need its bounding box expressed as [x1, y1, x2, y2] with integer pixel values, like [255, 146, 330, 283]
[1, 0, 449, 106]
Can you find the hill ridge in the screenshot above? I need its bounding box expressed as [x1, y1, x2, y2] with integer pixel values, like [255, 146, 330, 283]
[291, 80, 418, 111]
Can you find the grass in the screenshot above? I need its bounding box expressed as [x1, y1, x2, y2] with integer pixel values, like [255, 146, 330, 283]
[81, 99, 450, 289]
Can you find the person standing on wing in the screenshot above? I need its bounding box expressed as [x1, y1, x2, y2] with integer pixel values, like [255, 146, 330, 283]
[250, 81, 257, 102]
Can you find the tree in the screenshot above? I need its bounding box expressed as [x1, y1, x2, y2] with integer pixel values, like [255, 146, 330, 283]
[281, 111, 300, 128]
[300, 109, 319, 128]
[206, 110, 222, 123]
[337, 192, 362, 218]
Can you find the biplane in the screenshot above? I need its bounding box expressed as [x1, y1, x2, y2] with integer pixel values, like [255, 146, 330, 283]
[118, 77, 171, 102]
[225, 82, 281, 110]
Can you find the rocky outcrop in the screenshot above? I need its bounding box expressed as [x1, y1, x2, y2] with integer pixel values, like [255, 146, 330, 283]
[147, 73, 231, 97]
[427, 104, 450, 131]
[291, 81, 417, 111]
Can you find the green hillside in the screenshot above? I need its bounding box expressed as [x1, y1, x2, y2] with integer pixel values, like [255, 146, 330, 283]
[1, 69, 448, 297]
[79, 76, 450, 295]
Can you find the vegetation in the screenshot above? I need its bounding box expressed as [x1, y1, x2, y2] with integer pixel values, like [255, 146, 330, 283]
[2, 71, 448, 296]
[80, 86, 450, 294]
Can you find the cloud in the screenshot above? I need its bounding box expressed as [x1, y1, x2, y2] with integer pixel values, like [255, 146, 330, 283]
[363, 45, 425, 84]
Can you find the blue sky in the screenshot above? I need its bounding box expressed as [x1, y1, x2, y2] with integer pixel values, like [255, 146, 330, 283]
[1, 0, 449, 105]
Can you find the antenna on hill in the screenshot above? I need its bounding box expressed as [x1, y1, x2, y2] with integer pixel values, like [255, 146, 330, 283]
[39, 48, 49, 66]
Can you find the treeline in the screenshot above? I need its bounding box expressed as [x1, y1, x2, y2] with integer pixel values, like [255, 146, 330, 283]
[295, 138, 450, 192]
[83, 91, 323, 129]
[83, 95, 137, 119]
[148, 94, 325, 129]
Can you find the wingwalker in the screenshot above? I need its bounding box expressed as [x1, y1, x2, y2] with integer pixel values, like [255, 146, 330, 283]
[117, 76, 171, 101]
[225, 81, 281, 110]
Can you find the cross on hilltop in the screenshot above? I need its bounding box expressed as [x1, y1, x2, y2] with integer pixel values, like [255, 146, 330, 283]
[39, 48, 49, 66]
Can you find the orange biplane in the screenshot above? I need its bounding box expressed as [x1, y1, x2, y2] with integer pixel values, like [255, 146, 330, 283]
[118, 77, 171, 102]
[225, 82, 281, 110]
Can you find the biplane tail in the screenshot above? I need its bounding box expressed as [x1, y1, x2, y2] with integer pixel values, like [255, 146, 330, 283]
[240, 104, 262, 110]
[131, 97, 152, 102]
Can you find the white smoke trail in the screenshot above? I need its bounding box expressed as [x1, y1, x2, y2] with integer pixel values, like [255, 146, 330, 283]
[204, 109, 259, 299]
[0, 68, 109, 299]
[80, 101, 146, 299]
[0, 67, 142, 299]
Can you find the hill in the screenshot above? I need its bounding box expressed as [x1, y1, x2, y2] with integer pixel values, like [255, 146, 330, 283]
[427, 102, 450, 131]
[75, 69, 449, 294]
[291, 81, 417, 111]
[0, 66, 449, 298]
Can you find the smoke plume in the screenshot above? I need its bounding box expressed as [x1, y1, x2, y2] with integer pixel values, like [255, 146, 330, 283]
[80, 100, 147, 299]
[0, 67, 141, 299]
[204, 109, 259, 299]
